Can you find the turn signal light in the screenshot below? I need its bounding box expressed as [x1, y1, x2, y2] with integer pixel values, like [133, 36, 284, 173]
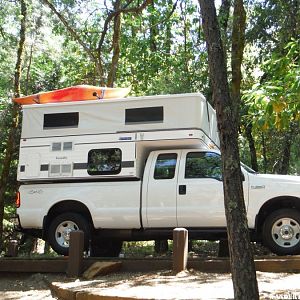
[16, 192, 20, 208]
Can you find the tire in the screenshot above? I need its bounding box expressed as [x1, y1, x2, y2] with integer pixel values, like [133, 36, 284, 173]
[90, 239, 123, 257]
[263, 209, 300, 255]
[47, 212, 91, 256]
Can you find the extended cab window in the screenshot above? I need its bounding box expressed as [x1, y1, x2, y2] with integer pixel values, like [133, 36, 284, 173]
[154, 153, 177, 180]
[185, 152, 222, 181]
[87, 148, 122, 175]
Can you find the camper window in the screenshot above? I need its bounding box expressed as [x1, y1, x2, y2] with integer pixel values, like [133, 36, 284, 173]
[43, 112, 79, 129]
[87, 148, 122, 175]
[125, 106, 163, 124]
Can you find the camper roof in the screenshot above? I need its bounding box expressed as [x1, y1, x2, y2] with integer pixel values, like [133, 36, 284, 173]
[21, 93, 219, 147]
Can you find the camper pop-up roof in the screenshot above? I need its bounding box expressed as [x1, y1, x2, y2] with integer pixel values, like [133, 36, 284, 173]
[18, 93, 219, 181]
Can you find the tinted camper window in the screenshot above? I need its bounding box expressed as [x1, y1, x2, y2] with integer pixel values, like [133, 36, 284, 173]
[87, 148, 122, 175]
[125, 106, 163, 124]
[43, 112, 79, 129]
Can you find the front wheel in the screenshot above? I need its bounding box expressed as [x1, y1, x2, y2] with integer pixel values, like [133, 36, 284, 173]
[47, 212, 91, 256]
[263, 209, 300, 255]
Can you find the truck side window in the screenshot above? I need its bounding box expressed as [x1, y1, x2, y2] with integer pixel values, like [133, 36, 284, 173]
[185, 152, 222, 181]
[154, 153, 177, 180]
[87, 148, 122, 175]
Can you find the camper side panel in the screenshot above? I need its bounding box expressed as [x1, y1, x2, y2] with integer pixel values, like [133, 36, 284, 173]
[18, 137, 137, 181]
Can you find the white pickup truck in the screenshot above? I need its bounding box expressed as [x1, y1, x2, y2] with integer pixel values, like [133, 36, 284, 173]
[17, 148, 300, 256]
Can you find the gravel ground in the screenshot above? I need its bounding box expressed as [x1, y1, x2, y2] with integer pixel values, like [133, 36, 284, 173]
[1, 271, 300, 300]
[0, 273, 63, 300]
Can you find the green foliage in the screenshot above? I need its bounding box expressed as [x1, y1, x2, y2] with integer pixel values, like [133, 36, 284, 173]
[243, 41, 299, 131]
[117, 0, 209, 96]
[247, 0, 300, 57]
[241, 40, 300, 174]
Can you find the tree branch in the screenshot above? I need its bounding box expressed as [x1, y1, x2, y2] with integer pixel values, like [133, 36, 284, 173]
[97, 0, 152, 53]
[41, 0, 105, 82]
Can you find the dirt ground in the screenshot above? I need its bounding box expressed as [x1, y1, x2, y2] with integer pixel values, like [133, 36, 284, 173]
[1, 271, 300, 300]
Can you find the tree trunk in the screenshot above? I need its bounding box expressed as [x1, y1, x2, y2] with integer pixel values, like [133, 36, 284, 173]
[218, 0, 231, 60]
[165, 0, 173, 55]
[245, 122, 258, 172]
[181, 2, 192, 91]
[107, 1, 122, 87]
[198, 1, 259, 299]
[261, 133, 268, 173]
[0, 0, 26, 244]
[278, 139, 291, 175]
[277, 124, 297, 175]
[231, 0, 245, 125]
[149, 0, 158, 53]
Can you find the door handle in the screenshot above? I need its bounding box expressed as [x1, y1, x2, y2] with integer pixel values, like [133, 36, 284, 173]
[179, 185, 186, 195]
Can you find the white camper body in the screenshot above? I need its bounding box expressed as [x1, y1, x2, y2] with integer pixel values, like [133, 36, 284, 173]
[18, 93, 219, 182]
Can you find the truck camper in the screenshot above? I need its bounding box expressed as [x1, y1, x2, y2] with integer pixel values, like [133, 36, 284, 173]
[15, 91, 300, 257]
[18, 93, 219, 181]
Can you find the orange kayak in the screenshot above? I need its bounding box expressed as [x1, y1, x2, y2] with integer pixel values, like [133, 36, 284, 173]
[13, 85, 130, 105]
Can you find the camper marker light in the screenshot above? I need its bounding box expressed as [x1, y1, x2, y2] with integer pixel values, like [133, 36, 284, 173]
[16, 192, 20, 208]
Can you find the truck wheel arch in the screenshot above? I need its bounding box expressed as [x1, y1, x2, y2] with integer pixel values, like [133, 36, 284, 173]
[43, 200, 94, 234]
[255, 196, 300, 238]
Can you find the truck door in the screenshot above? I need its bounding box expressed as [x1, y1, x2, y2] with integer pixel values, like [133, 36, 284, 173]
[145, 151, 181, 227]
[176, 151, 226, 227]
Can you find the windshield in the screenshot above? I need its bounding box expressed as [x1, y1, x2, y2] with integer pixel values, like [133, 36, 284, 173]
[241, 162, 257, 174]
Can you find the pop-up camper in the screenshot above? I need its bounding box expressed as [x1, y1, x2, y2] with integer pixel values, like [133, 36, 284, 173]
[18, 93, 219, 181]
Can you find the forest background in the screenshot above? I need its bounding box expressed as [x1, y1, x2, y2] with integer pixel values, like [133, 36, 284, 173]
[0, 0, 299, 252]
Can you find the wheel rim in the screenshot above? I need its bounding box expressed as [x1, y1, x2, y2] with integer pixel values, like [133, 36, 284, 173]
[55, 220, 79, 248]
[271, 217, 300, 248]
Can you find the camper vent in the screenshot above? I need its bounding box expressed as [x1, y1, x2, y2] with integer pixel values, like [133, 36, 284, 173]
[62, 164, 72, 175]
[51, 142, 73, 152]
[49, 163, 73, 177]
[50, 164, 60, 175]
[52, 143, 62, 151]
[63, 142, 73, 151]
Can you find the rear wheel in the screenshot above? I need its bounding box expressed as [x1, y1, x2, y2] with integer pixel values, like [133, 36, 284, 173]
[263, 209, 300, 255]
[48, 212, 91, 256]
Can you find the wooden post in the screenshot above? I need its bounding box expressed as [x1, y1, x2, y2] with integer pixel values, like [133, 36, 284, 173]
[173, 228, 188, 274]
[6, 240, 18, 257]
[67, 230, 84, 277]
